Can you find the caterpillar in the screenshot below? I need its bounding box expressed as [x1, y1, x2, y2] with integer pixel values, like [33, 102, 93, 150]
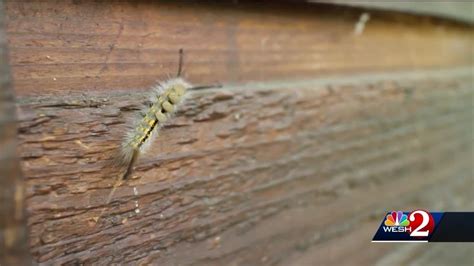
[95, 49, 218, 224]
[117, 76, 192, 180]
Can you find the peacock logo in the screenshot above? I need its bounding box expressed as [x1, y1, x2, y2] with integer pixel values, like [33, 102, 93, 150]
[384, 211, 410, 227]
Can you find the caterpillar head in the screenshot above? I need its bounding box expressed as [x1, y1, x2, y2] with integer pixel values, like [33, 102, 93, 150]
[163, 78, 191, 104]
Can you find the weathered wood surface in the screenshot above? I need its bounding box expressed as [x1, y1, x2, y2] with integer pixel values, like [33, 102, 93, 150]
[4, 0, 474, 265]
[0, 1, 30, 265]
[5, 1, 472, 96]
[16, 68, 474, 264]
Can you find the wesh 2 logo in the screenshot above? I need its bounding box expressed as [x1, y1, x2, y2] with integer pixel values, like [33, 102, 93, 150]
[374, 210, 473, 242]
[373, 209, 437, 242]
[383, 210, 435, 237]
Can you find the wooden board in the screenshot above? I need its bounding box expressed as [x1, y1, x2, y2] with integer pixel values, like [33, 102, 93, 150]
[17, 68, 474, 264]
[5, 1, 472, 96]
[3, 0, 474, 265]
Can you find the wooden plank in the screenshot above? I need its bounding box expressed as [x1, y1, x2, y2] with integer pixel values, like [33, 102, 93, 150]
[17, 69, 473, 264]
[0, 1, 31, 265]
[5, 1, 473, 96]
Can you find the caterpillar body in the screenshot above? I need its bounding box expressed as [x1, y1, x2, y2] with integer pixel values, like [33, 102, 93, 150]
[95, 49, 218, 224]
[96, 78, 193, 223]
[117, 77, 191, 180]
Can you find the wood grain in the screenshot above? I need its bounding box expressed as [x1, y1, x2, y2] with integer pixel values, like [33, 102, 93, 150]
[4, 0, 474, 265]
[5, 1, 473, 96]
[17, 69, 473, 264]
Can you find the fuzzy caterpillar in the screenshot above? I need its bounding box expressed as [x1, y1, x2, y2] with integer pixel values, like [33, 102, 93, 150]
[118, 77, 192, 181]
[95, 78, 192, 224]
[95, 50, 217, 224]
